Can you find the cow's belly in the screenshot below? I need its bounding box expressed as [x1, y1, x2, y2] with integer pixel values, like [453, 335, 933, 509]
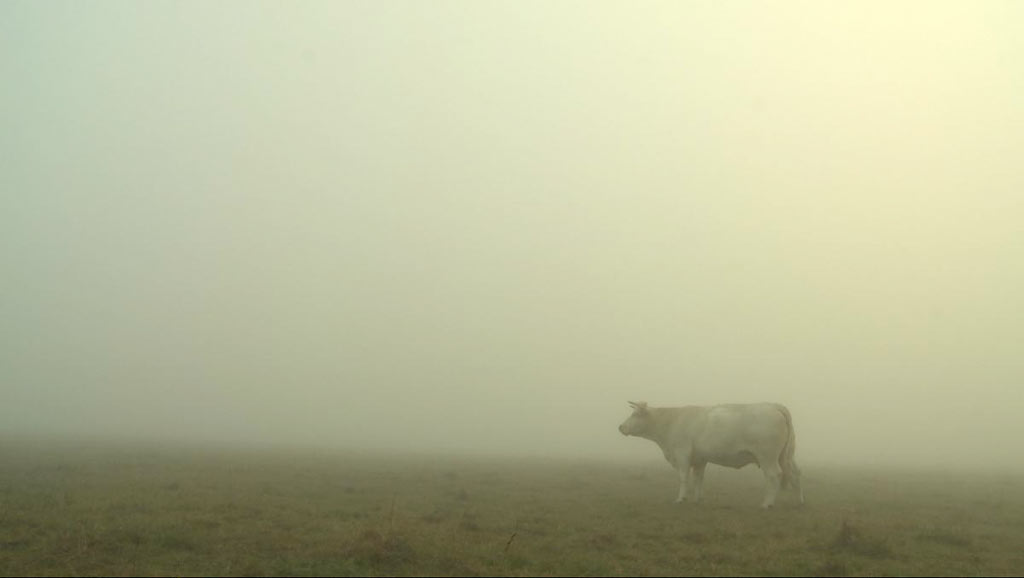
[704, 451, 758, 469]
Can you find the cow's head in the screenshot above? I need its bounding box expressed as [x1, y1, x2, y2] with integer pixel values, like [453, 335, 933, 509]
[618, 401, 651, 436]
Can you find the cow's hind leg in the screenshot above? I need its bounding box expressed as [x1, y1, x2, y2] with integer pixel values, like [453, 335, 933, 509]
[790, 459, 805, 505]
[759, 459, 783, 509]
[691, 461, 707, 503]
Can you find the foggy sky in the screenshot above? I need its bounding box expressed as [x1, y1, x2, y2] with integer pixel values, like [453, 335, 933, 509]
[3, 1, 1023, 469]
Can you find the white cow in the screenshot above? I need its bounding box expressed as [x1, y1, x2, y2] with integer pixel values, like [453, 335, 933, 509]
[618, 401, 804, 508]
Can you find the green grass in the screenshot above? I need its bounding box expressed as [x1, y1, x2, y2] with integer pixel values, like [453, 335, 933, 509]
[1, 440, 1021, 576]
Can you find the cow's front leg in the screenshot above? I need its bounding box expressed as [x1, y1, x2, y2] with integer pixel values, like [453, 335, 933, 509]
[673, 452, 692, 504]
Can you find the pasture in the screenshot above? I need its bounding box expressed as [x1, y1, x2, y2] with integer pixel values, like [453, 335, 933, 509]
[1, 440, 1022, 576]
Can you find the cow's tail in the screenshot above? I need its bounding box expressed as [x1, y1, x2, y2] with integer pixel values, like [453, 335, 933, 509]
[777, 404, 797, 490]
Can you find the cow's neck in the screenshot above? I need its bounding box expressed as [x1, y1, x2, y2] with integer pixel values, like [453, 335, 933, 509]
[640, 408, 677, 448]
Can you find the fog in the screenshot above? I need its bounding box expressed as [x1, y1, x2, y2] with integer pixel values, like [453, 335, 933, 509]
[3, 1, 1022, 470]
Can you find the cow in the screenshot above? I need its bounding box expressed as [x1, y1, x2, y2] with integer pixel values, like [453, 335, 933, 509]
[618, 401, 804, 508]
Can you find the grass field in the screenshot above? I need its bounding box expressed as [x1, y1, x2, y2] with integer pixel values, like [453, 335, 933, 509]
[1, 439, 1022, 577]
